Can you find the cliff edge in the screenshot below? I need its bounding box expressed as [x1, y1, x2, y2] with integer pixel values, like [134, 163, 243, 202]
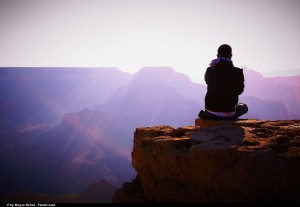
[113, 119, 300, 203]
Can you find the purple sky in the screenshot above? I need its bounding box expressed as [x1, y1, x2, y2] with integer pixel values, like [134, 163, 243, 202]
[1, 0, 300, 83]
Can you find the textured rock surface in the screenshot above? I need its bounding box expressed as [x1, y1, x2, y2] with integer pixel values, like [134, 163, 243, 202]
[113, 119, 300, 203]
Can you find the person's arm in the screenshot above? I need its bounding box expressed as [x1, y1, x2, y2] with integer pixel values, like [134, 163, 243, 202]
[236, 69, 245, 95]
[204, 67, 211, 84]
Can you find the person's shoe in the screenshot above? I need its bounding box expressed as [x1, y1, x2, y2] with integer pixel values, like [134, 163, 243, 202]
[198, 110, 206, 118]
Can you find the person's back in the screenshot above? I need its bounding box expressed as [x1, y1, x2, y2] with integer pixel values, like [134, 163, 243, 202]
[198, 44, 248, 120]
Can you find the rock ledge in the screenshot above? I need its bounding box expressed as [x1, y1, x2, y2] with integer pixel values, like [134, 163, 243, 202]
[113, 119, 300, 203]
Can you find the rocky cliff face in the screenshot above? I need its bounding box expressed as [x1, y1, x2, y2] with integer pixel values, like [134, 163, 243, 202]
[113, 119, 300, 203]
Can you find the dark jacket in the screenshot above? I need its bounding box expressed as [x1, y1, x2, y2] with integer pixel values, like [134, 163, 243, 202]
[204, 60, 245, 112]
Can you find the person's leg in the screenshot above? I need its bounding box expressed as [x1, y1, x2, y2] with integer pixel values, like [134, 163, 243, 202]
[199, 104, 248, 120]
[198, 109, 231, 120]
[198, 110, 216, 119]
[232, 103, 248, 119]
[198, 110, 219, 120]
[204, 110, 223, 120]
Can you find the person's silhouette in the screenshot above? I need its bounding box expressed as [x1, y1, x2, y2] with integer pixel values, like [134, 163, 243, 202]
[198, 44, 248, 120]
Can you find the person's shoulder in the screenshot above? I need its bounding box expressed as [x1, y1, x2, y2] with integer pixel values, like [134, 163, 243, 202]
[234, 67, 244, 73]
[234, 66, 243, 71]
[206, 66, 214, 71]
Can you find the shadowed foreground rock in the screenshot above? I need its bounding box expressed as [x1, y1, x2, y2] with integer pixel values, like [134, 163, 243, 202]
[113, 119, 300, 203]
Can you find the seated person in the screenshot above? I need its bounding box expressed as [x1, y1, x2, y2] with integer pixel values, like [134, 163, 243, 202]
[198, 44, 248, 120]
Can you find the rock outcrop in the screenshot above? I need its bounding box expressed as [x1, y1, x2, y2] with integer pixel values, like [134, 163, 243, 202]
[113, 119, 300, 203]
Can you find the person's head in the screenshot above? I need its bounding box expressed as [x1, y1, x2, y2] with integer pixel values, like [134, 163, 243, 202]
[217, 44, 232, 58]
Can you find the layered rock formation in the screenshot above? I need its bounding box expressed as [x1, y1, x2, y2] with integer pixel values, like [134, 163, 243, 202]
[113, 119, 300, 203]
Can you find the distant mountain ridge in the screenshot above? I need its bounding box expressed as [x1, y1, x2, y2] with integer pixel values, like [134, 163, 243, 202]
[242, 68, 300, 118]
[1, 66, 299, 123]
[261, 68, 300, 77]
[0, 67, 131, 124]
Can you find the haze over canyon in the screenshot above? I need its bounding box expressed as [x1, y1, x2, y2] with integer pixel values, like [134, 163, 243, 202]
[0, 66, 299, 202]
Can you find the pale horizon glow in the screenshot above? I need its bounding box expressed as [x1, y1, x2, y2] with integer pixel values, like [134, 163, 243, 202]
[1, 0, 300, 83]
